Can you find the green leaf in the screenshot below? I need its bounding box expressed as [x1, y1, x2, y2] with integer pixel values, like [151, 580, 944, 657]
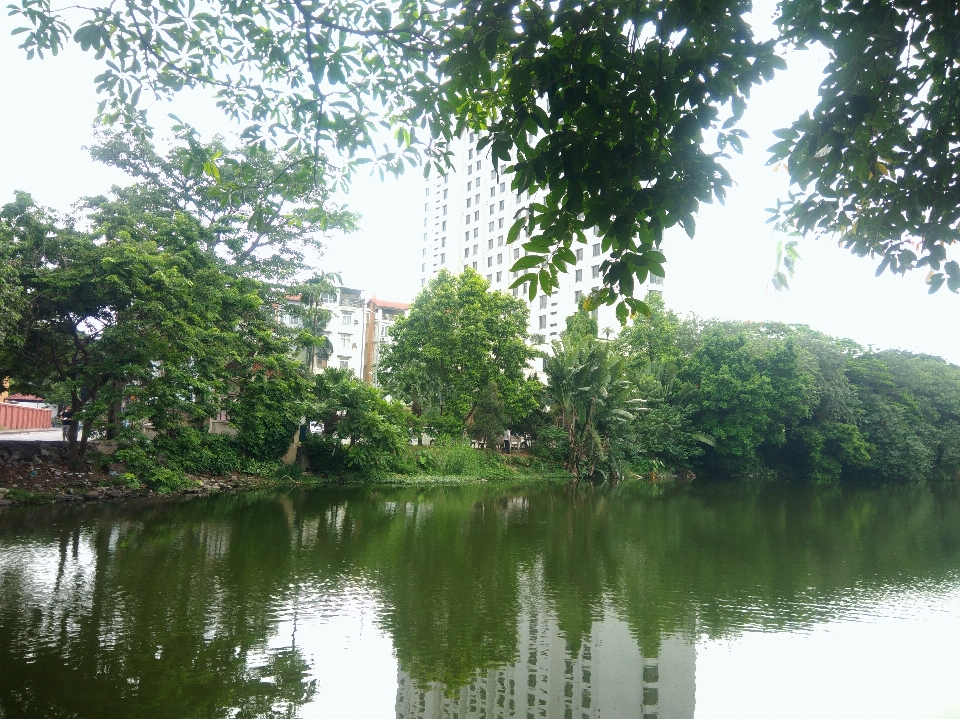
[511, 255, 543, 271]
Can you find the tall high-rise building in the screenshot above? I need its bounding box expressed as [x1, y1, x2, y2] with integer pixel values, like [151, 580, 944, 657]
[419, 134, 664, 350]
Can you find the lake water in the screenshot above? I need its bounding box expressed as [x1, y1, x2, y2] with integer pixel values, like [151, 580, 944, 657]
[2, 481, 960, 719]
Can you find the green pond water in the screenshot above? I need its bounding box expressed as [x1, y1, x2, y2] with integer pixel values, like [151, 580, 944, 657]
[2, 481, 960, 719]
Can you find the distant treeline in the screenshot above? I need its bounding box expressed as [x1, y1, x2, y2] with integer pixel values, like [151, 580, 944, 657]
[610, 295, 960, 483]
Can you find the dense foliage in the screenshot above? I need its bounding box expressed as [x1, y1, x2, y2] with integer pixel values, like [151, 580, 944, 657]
[607, 293, 960, 483]
[378, 269, 543, 438]
[11, 0, 960, 313]
[0, 190, 312, 480]
[304, 367, 415, 474]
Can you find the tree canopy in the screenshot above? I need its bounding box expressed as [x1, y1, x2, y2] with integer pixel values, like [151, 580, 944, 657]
[11, 0, 959, 314]
[377, 269, 542, 436]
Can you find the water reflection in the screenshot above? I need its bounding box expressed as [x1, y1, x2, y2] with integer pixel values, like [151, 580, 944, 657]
[2, 482, 960, 718]
[396, 607, 695, 719]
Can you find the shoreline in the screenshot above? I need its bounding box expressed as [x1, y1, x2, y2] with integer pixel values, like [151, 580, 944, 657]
[0, 439, 574, 508]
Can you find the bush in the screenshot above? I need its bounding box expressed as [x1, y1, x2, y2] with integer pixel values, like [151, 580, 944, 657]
[532, 425, 570, 465]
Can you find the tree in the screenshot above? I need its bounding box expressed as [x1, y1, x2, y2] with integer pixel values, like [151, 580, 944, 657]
[680, 323, 821, 474]
[771, 0, 960, 293]
[285, 272, 340, 373]
[378, 269, 542, 437]
[85, 126, 357, 282]
[6, 0, 779, 316]
[561, 303, 598, 344]
[0, 191, 309, 469]
[12, 0, 960, 305]
[615, 292, 685, 369]
[305, 367, 414, 474]
[467, 380, 506, 449]
[544, 336, 640, 483]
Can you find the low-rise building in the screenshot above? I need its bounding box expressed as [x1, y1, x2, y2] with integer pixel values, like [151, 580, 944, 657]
[281, 287, 409, 383]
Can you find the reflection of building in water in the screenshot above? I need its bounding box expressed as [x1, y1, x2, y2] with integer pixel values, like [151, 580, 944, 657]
[396, 610, 695, 719]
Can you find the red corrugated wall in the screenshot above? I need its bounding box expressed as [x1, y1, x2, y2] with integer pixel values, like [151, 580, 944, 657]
[0, 403, 52, 430]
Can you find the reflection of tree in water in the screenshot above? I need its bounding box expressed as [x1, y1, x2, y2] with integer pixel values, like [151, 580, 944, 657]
[4, 482, 960, 717]
[0, 496, 316, 719]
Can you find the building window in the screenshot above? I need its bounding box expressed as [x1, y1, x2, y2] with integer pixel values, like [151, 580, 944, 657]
[465, 231, 470, 241]
[423, 233, 427, 241]
[464, 248, 470, 258]
[497, 253, 503, 264]
[498, 218, 504, 229]
[651, 274, 663, 285]
[538, 315, 547, 329]
[467, 180, 472, 191]
[441, 237, 446, 247]
[539, 295, 548, 309]
[488, 239, 494, 249]
[592, 243, 601, 256]
[489, 203, 495, 214]
[422, 263, 425, 272]
[466, 214, 471, 224]
[513, 288, 519, 296]
[339, 360, 349, 369]
[491, 169, 497, 180]
[472, 261, 477, 269]
[490, 187, 496, 197]
[440, 253, 446, 264]
[424, 202, 428, 211]
[443, 189, 448, 199]
[476, 160, 481, 170]
[442, 221, 446, 231]
[466, 197, 472, 208]
[575, 269, 583, 282]
[473, 228, 479, 238]
[468, 164, 473, 175]
[496, 271, 502, 282]
[499, 200, 505, 211]
[489, 221, 494, 231]
[442, 205, 447, 215]
[592, 265, 600, 278]
[500, 182, 506, 193]
[425, 187, 430, 196]
[475, 193, 480, 204]
[340, 335, 350, 349]
[513, 248, 520, 259]
[497, 235, 503, 246]
[342, 313, 353, 325]
[576, 248, 583, 261]
[574, 290, 582, 303]
[423, 218, 427, 226]
[469, 148, 474, 159]
[473, 244, 478, 255]
[474, 211, 479, 221]
[422, 248, 426, 256]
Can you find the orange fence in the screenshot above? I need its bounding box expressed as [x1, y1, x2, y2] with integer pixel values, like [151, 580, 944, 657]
[0, 403, 52, 430]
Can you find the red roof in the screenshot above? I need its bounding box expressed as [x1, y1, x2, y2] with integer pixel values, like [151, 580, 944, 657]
[7, 393, 44, 402]
[369, 297, 409, 311]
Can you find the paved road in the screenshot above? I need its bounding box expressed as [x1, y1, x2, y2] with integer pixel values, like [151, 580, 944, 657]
[0, 429, 63, 442]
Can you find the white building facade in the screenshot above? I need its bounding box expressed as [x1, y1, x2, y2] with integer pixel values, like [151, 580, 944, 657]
[281, 288, 408, 382]
[419, 134, 664, 351]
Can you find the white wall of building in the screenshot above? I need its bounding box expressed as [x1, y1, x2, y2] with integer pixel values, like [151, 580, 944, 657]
[420, 134, 664, 352]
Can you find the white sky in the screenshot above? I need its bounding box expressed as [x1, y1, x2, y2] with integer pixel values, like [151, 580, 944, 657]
[1, 2, 957, 364]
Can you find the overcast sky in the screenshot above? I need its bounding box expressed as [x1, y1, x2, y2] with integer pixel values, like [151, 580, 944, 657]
[2, 2, 957, 364]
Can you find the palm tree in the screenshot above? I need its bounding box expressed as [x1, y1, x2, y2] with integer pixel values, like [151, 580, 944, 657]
[545, 337, 641, 484]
